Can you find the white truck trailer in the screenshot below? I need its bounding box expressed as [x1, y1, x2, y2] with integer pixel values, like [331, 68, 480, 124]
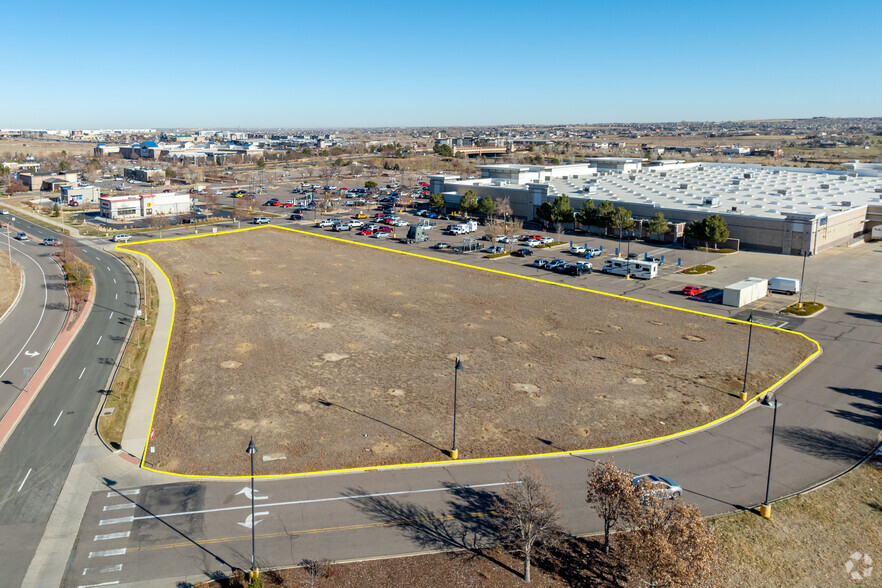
[600, 257, 659, 279]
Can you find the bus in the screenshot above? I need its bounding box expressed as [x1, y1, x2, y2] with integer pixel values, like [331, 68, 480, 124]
[601, 257, 659, 279]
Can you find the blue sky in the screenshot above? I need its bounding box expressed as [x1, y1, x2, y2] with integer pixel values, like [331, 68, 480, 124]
[3, 0, 880, 128]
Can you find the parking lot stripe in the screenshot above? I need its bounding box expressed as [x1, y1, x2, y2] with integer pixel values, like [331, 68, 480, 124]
[88, 548, 126, 558]
[82, 564, 123, 575]
[98, 516, 134, 526]
[102, 503, 136, 512]
[106, 489, 140, 498]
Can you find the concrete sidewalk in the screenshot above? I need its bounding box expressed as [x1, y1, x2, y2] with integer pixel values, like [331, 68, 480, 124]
[2, 201, 81, 238]
[120, 249, 175, 464]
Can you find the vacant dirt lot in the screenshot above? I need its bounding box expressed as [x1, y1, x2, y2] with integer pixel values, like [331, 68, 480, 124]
[0, 254, 21, 318]
[134, 228, 815, 476]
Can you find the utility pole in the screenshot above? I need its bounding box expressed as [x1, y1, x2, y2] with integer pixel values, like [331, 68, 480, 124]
[797, 248, 808, 309]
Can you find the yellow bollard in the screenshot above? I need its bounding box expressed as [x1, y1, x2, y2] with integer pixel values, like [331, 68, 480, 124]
[449, 449, 459, 460]
[739, 391, 748, 401]
[759, 503, 771, 518]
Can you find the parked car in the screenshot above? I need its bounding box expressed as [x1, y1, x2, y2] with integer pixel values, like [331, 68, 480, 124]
[317, 220, 335, 227]
[252, 217, 270, 225]
[112, 234, 131, 242]
[539, 237, 554, 245]
[546, 259, 566, 270]
[627, 252, 638, 260]
[512, 248, 533, 257]
[376, 226, 393, 233]
[349, 220, 365, 228]
[433, 242, 451, 249]
[574, 261, 593, 273]
[565, 264, 586, 276]
[532, 258, 548, 268]
[357, 228, 375, 236]
[485, 246, 504, 254]
[585, 248, 602, 258]
[647, 256, 663, 264]
[332, 223, 352, 231]
[373, 231, 390, 239]
[631, 474, 682, 499]
[570, 245, 587, 254]
[682, 285, 702, 296]
[289, 213, 303, 220]
[41, 237, 59, 246]
[525, 239, 542, 247]
[553, 262, 573, 273]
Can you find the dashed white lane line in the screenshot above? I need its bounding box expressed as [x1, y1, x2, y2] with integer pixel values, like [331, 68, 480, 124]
[114, 293, 117, 300]
[82, 564, 123, 575]
[88, 548, 126, 558]
[106, 489, 140, 498]
[17, 468, 32, 492]
[79, 367, 86, 379]
[96, 336, 102, 345]
[106, 266, 111, 271]
[78, 582, 119, 587]
[108, 312, 113, 320]
[102, 502, 137, 512]
[98, 516, 134, 526]
[112, 278, 116, 284]
[53, 411, 63, 427]
[94, 531, 131, 541]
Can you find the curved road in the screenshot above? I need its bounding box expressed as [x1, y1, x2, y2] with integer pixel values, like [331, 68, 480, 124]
[0, 223, 69, 423]
[0, 217, 139, 587]
[60, 303, 882, 584]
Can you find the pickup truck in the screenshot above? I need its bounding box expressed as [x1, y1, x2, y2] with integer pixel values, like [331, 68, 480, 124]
[317, 220, 335, 228]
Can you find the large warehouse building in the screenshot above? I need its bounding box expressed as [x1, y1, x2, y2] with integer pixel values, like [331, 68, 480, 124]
[429, 162, 882, 255]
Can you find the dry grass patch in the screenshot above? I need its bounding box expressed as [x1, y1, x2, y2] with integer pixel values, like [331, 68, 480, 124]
[0, 253, 21, 318]
[132, 227, 815, 476]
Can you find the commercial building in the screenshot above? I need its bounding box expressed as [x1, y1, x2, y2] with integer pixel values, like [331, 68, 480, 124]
[429, 161, 882, 255]
[61, 185, 100, 205]
[124, 166, 166, 183]
[18, 171, 78, 191]
[99, 192, 191, 220]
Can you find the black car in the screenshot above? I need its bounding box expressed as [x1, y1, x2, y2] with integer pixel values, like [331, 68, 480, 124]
[647, 256, 662, 264]
[627, 252, 638, 260]
[565, 265, 585, 276]
[512, 248, 533, 257]
[553, 263, 573, 274]
[289, 213, 303, 220]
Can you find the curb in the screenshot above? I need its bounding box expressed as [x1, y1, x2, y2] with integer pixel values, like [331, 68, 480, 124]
[0, 259, 25, 326]
[0, 280, 94, 452]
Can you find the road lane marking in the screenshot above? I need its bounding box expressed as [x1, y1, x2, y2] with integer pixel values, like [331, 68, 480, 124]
[79, 367, 86, 379]
[107, 266, 111, 271]
[134, 509, 495, 553]
[113, 278, 116, 284]
[0, 247, 49, 380]
[98, 516, 134, 526]
[94, 531, 131, 541]
[88, 548, 126, 558]
[131, 481, 517, 522]
[53, 411, 63, 426]
[78, 582, 119, 587]
[108, 312, 113, 320]
[96, 336, 102, 345]
[114, 293, 117, 300]
[82, 564, 123, 575]
[103, 503, 137, 511]
[106, 489, 140, 498]
[17, 468, 32, 492]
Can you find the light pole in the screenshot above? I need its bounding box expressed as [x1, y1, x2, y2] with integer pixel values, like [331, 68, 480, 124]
[246, 437, 259, 580]
[450, 356, 464, 459]
[740, 313, 754, 401]
[760, 394, 779, 518]
[797, 248, 808, 309]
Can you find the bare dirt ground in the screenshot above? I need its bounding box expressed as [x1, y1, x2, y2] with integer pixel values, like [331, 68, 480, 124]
[0, 138, 95, 159]
[134, 227, 815, 476]
[0, 254, 21, 318]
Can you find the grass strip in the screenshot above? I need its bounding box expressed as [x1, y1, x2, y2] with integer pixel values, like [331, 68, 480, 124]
[97, 251, 159, 449]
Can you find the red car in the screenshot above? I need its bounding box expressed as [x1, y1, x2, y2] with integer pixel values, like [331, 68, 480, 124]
[682, 286, 702, 296]
[377, 226, 393, 233]
[357, 229, 375, 236]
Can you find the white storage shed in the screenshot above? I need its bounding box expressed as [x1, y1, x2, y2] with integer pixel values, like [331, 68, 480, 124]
[722, 277, 769, 307]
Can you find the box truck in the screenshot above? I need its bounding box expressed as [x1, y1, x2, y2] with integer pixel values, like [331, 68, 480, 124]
[768, 277, 800, 296]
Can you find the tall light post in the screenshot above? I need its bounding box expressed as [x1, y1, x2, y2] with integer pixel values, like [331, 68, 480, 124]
[450, 356, 464, 460]
[760, 393, 779, 518]
[739, 313, 754, 401]
[246, 437, 259, 580]
[797, 248, 808, 309]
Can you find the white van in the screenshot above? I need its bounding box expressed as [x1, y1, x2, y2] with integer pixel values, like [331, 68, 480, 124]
[768, 277, 800, 295]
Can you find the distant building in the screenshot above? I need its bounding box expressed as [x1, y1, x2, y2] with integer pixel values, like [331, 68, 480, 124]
[61, 185, 100, 205]
[721, 147, 751, 156]
[124, 166, 166, 184]
[99, 192, 191, 220]
[18, 171, 78, 191]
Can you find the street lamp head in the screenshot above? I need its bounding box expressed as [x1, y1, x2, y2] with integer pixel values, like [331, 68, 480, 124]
[455, 357, 464, 371]
[246, 437, 257, 454]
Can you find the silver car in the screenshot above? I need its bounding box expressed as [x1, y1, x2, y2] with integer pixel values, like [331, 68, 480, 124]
[631, 474, 682, 499]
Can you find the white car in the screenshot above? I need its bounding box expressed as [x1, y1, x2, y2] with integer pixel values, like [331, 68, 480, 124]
[332, 223, 352, 231]
[349, 220, 364, 228]
[252, 217, 270, 225]
[525, 239, 542, 247]
[112, 234, 132, 242]
[392, 220, 409, 227]
[585, 248, 602, 258]
[372, 231, 390, 239]
[539, 237, 554, 245]
[631, 474, 682, 500]
[570, 245, 587, 254]
[0, 209, 9, 215]
[317, 220, 334, 228]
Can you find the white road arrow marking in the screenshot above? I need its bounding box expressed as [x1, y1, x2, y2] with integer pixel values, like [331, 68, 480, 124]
[24, 351, 39, 357]
[235, 487, 268, 501]
[237, 512, 269, 529]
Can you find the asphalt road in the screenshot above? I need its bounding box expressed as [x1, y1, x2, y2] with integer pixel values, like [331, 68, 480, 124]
[60, 299, 882, 586]
[0, 218, 139, 587]
[0, 223, 69, 421]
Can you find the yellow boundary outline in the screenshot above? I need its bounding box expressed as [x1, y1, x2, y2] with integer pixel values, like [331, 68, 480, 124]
[116, 225, 822, 480]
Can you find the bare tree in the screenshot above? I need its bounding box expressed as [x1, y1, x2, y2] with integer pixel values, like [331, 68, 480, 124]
[494, 465, 563, 583]
[504, 217, 523, 251]
[144, 215, 170, 238]
[299, 558, 333, 587]
[496, 196, 512, 220]
[586, 460, 640, 554]
[617, 485, 719, 588]
[203, 191, 220, 216]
